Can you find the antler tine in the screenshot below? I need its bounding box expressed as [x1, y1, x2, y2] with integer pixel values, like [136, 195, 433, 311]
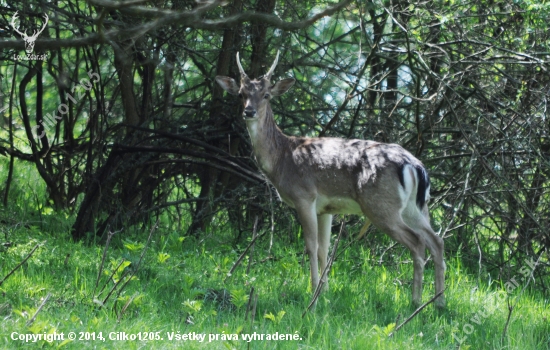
[32, 13, 49, 38]
[10, 11, 26, 37]
[40, 14, 49, 32]
[264, 50, 280, 80]
[11, 11, 18, 24]
[236, 52, 248, 78]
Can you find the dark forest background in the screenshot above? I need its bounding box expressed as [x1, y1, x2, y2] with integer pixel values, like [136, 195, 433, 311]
[0, 0, 549, 292]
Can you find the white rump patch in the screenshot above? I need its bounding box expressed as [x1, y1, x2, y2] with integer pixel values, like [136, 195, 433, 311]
[398, 164, 417, 206]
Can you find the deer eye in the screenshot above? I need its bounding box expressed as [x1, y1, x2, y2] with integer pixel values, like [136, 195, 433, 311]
[264, 93, 270, 99]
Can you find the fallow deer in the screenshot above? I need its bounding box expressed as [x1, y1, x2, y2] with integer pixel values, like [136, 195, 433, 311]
[216, 52, 445, 308]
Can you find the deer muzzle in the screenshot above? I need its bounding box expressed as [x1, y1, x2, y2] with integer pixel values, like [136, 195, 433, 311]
[243, 108, 256, 119]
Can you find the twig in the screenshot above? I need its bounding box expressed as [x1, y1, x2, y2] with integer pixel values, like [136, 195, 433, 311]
[388, 289, 446, 337]
[101, 261, 128, 306]
[246, 217, 259, 274]
[114, 221, 158, 299]
[93, 229, 120, 297]
[225, 219, 265, 282]
[379, 242, 398, 265]
[394, 313, 401, 330]
[501, 297, 514, 344]
[473, 222, 483, 281]
[302, 221, 345, 317]
[117, 292, 139, 322]
[250, 293, 258, 327]
[0, 243, 41, 287]
[102, 222, 158, 306]
[268, 187, 274, 255]
[245, 287, 255, 321]
[26, 293, 51, 326]
[335, 220, 372, 261]
[96, 258, 127, 299]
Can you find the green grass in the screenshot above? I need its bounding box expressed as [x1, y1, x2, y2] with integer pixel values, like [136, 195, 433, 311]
[0, 206, 548, 350]
[0, 160, 548, 349]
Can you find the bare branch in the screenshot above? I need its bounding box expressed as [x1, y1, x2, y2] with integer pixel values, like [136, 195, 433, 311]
[0, 243, 41, 287]
[388, 289, 446, 337]
[26, 293, 51, 326]
[0, 0, 351, 51]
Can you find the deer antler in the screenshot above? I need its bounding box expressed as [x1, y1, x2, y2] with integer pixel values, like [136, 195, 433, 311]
[10, 11, 27, 38]
[264, 50, 280, 80]
[30, 13, 49, 39]
[236, 52, 248, 78]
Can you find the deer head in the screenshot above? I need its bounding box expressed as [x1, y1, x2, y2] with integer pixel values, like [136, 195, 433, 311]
[11, 11, 49, 54]
[215, 51, 295, 122]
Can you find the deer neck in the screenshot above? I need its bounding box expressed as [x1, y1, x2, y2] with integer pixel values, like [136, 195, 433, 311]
[245, 104, 289, 176]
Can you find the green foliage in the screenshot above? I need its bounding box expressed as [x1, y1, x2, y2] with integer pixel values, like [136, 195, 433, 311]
[157, 252, 170, 264]
[123, 240, 145, 252]
[182, 299, 203, 315]
[371, 322, 396, 337]
[264, 310, 286, 325]
[104, 259, 131, 283]
[0, 207, 548, 349]
[117, 293, 144, 309]
[229, 288, 248, 309]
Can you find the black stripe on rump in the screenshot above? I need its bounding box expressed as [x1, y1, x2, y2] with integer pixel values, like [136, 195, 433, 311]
[397, 163, 430, 209]
[397, 165, 405, 188]
[415, 165, 429, 209]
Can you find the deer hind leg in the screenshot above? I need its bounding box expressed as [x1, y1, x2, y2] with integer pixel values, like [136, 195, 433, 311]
[401, 202, 446, 308]
[363, 206, 427, 307]
[317, 214, 332, 291]
[400, 198, 446, 308]
[397, 223, 427, 307]
[389, 221, 426, 307]
[418, 218, 446, 308]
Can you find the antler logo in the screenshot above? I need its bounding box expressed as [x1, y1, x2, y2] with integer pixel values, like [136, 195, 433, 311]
[10, 11, 49, 54]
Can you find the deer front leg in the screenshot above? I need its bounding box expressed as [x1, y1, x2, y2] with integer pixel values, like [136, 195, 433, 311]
[317, 214, 332, 291]
[296, 204, 319, 294]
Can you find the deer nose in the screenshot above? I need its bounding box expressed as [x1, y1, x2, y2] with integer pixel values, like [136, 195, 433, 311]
[244, 108, 256, 118]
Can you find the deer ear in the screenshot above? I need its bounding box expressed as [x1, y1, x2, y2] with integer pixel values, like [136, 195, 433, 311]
[215, 76, 240, 95]
[271, 78, 295, 96]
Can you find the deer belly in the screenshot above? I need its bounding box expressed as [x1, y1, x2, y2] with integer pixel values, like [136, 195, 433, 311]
[316, 195, 363, 215]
